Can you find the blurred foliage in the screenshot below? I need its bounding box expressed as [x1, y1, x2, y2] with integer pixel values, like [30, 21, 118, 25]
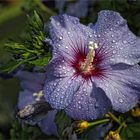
[9, 120, 58, 140]
[0, 0, 140, 140]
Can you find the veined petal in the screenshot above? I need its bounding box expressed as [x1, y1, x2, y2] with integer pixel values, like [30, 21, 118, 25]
[46, 56, 75, 78]
[93, 64, 140, 112]
[44, 75, 82, 109]
[49, 14, 94, 60]
[91, 10, 140, 65]
[65, 82, 111, 120]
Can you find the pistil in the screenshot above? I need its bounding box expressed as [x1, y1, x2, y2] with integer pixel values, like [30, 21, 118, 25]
[80, 41, 98, 73]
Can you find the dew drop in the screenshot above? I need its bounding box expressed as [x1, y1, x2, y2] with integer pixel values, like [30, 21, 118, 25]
[78, 101, 81, 104]
[89, 34, 92, 38]
[59, 36, 63, 40]
[117, 21, 120, 24]
[78, 106, 81, 109]
[94, 34, 97, 37]
[123, 40, 127, 44]
[119, 98, 123, 103]
[56, 22, 60, 26]
[112, 40, 116, 43]
[111, 34, 114, 37]
[112, 50, 116, 54]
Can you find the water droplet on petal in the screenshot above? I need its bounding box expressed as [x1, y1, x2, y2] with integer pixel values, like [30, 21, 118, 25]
[119, 98, 123, 103]
[59, 36, 63, 40]
[123, 40, 127, 44]
[111, 34, 114, 37]
[112, 50, 116, 54]
[56, 22, 60, 26]
[78, 106, 81, 109]
[78, 101, 81, 104]
[112, 40, 116, 43]
[89, 34, 92, 38]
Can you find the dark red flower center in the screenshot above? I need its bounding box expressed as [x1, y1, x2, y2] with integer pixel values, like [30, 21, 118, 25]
[71, 42, 106, 80]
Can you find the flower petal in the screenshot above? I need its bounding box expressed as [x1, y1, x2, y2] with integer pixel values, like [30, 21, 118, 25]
[20, 81, 43, 92]
[15, 71, 45, 84]
[18, 90, 35, 109]
[49, 14, 94, 60]
[91, 10, 140, 65]
[46, 56, 75, 78]
[38, 110, 58, 136]
[65, 82, 111, 120]
[15, 71, 45, 92]
[44, 75, 82, 109]
[93, 64, 140, 112]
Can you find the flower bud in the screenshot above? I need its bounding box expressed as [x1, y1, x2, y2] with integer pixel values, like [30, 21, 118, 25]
[105, 131, 121, 140]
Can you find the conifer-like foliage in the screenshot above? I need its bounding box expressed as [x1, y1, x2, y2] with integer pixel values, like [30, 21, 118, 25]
[0, 11, 51, 73]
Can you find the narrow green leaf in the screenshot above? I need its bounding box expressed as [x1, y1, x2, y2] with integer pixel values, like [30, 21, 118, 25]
[0, 61, 23, 73]
[29, 55, 51, 66]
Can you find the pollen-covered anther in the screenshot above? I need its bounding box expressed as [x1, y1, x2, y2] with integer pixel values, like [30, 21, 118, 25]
[80, 41, 98, 74]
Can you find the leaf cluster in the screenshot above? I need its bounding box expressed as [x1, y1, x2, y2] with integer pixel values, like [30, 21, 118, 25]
[0, 11, 51, 73]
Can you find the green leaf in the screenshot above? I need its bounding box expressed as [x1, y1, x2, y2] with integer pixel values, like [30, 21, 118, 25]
[5, 42, 25, 50]
[29, 55, 51, 66]
[129, 123, 140, 133]
[121, 123, 140, 140]
[1, 10, 51, 72]
[0, 61, 23, 73]
[55, 110, 72, 136]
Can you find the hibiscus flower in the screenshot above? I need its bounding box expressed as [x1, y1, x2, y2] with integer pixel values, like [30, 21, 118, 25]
[44, 10, 140, 120]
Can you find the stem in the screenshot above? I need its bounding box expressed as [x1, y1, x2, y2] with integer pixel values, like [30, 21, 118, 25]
[117, 122, 126, 133]
[88, 118, 110, 127]
[108, 112, 120, 124]
[107, 112, 127, 127]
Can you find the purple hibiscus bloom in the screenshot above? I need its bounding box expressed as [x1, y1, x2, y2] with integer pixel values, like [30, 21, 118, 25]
[15, 71, 58, 136]
[44, 10, 140, 121]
